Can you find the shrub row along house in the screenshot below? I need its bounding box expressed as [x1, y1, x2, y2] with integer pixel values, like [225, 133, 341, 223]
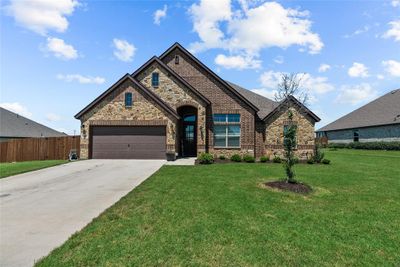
[316, 89, 400, 143]
[75, 43, 320, 160]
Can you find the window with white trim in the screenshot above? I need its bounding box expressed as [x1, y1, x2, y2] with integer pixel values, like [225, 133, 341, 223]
[213, 114, 240, 148]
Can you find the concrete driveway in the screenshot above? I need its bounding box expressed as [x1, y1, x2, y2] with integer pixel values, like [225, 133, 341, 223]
[0, 159, 165, 267]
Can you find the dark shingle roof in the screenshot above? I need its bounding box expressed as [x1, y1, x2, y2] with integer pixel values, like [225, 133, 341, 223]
[0, 107, 67, 138]
[317, 89, 400, 132]
[226, 81, 279, 118]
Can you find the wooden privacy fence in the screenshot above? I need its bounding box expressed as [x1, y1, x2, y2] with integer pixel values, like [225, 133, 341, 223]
[0, 136, 80, 163]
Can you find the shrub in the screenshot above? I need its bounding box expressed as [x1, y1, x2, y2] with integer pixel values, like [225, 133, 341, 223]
[230, 154, 242, 162]
[293, 157, 299, 164]
[243, 154, 255, 163]
[197, 153, 214, 164]
[259, 156, 269, 163]
[328, 141, 400, 151]
[322, 159, 331, 164]
[219, 155, 226, 160]
[273, 156, 282, 163]
[307, 158, 314, 164]
[313, 144, 324, 163]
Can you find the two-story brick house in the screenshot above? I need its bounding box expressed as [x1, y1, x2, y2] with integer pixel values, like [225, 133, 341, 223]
[75, 43, 320, 160]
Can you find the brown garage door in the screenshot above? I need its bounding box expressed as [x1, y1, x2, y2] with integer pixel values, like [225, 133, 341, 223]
[91, 126, 166, 159]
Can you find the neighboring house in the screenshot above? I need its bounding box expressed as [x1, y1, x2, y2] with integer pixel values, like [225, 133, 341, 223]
[316, 89, 400, 143]
[75, 43, 320, 160]
[0, 107, 66, 142]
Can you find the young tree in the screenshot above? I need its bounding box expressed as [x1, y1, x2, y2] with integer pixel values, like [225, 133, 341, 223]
[274, 73, 308, 184]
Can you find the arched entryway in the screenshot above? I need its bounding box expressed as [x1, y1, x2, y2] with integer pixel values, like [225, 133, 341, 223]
[177, 106, 197, 157]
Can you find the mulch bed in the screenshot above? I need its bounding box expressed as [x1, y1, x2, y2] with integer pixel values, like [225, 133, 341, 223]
[265, 181, 312, 194]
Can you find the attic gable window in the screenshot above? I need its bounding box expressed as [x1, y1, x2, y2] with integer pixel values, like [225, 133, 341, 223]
[125, 92, 133, 107]
[151, 72, 159, 87]
[175, 55, 179, 64]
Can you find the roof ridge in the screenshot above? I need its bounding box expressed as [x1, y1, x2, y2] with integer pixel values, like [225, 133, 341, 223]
[159, 42, 259, 112]
[1, 107, 66, 137]
[74, 74, 180, 120]
[317, 88, 400, 132]
[132, 56, 210, 105]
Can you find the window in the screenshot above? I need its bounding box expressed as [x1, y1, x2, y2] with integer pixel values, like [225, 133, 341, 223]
[151, 72, 159, 87]
[183, 114, 196, 122]
[175, 55, 179, 64]
[213, 114, 240, 148]
[125, 92, 132, 107]
[353, 130, 359, 142]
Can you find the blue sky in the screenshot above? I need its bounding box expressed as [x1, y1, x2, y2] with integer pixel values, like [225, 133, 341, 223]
[1, 0, 399, 134]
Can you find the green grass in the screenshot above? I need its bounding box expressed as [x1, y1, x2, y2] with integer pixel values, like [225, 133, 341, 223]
[36, 150, 400, 266]
[0, 160, 68, 178]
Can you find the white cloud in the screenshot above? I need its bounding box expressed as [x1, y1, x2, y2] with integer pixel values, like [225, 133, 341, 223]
[259, 71, 334, 94]
[377, 74, 385, 80]
[392, 0, 400, 7]
[214, 54, 261, 69]
[348, 62, 369, 78]
[318, 63, 331, 73]
[259, 70, 283, 88]
[382, 60, 400, 77]
[112, 39, 136, 62]
[383, 20, 400, 42]
[154, 5, 167, 25]
[46, 37, 78, 60]
[343, 25, 370, 38]
[254, 70, 333, 103]
[251, 88, 278, 99]
[189, 0, 232, 51]
[57, 74, 105, 84]
[46, 113, 61, 122]
[0, 102, 32, 118]
[336, 83, 377, 105]
[273, 55, 284, 64]
[6, 0, 79, 35]
[188, 0, 323, 66]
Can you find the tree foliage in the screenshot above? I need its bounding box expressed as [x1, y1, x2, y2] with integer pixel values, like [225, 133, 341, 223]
[275, 73, 309, 184]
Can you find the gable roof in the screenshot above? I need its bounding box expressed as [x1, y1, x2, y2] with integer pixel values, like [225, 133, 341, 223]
[317, 89, 400, 132]
[132, 56, 210, 105]
[159, 42, 259, 112]
[74, 74, 180, 120]
[0, 107, 67, 138]
[263, 95, 321, 122]
[226, 81, 279, 119]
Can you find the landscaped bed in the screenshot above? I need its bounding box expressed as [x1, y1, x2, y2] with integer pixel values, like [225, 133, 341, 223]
[0, 160, 68, 178]
[36, 149, 400, 266]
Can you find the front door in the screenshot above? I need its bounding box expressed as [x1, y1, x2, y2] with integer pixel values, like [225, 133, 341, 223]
[182, 114, 196, 157]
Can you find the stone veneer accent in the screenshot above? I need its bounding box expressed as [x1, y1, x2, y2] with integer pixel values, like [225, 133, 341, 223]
[77, 46, 319, 160]
[162, 48, 256, 157]
[79, 79, 177, 159]
[135, 62, 207, 154]
[264, 103, 315, 160]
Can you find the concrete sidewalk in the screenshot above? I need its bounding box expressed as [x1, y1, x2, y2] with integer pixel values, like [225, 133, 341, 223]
[0, 159, 164, 267]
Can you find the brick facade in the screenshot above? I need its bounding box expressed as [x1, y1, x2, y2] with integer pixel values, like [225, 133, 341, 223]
[162, 48, 257, 157]
[79, 79, 177, 159]
[76, 43, 318, 160]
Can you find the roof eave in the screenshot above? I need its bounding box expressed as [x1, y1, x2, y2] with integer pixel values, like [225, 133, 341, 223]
[159, 42, 259, 112]
[262, 96, 321, 122]
[132, 56, 211, 105]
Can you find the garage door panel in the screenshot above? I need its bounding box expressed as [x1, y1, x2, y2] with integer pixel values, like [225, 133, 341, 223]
[91, 126, 166, 159]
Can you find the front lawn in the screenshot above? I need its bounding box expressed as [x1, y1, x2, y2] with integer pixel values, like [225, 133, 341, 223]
[36, 150, 400, 266]
[0, 160, 68, 178]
